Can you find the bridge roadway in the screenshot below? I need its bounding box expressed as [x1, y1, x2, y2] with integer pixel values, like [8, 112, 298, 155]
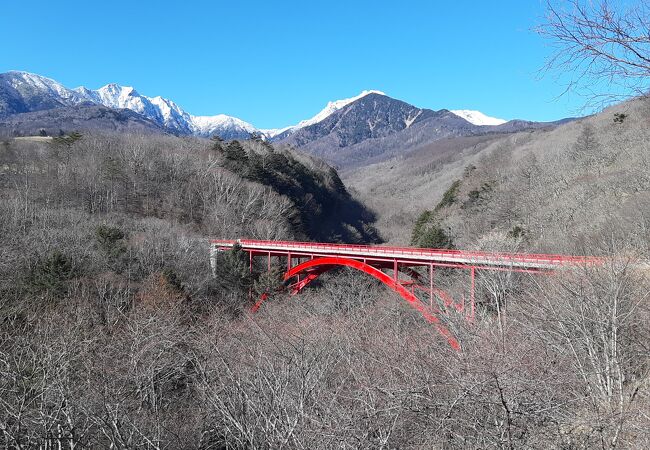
[210, 239, 601, 271]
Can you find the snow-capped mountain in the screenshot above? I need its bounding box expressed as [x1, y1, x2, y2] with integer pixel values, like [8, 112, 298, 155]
[0, 71, 87, 115]
[262, 90, 387, 139]
[0, 71, 257, 139]
[2, 71, 556, 152]
[75, 82, 261, 138]
[190, 114, 258, 139]
[277, 92, 479, 166]
[450, 109, 507, 126]
[11, 72, 85, 105]
[74, 84, 194, 134]
[73, 81, 260, 138]
[0, 72, 401, 140]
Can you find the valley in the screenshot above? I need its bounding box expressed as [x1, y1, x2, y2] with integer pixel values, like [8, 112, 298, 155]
[1, 75, 648, 447]
[2, 0, 650, 444]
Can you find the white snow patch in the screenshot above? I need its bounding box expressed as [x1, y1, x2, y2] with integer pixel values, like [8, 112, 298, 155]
[259, 126, 294, 138]
[404, 110, 421, 128]
[451, 109, 507, 126]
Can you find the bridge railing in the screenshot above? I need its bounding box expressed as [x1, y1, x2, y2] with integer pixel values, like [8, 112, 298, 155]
[210, 239, 602, 267]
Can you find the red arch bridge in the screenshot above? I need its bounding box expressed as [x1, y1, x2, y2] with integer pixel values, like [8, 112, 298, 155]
[210, 239, 601, 351]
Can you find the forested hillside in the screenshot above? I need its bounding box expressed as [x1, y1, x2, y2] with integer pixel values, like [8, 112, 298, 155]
[0, 131, 379, 323]
[1, 109, 649, 448]
[0, 104, 166, 136]
[415, 98, 650, 256]
[348, 97, 650, 255]
[0, 132, 393, 447]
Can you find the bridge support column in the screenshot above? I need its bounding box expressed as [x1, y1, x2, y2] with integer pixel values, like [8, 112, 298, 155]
[469, 266, 476, 322]
[248, 251, 253, 302]
[393, 260, 398, 282]
[429, 264, 434, 308]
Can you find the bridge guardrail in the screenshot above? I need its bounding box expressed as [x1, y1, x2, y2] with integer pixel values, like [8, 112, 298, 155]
[210, 239, 603, 267]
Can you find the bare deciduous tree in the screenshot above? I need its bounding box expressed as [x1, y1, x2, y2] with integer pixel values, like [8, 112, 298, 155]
[538, 0, 650, 106]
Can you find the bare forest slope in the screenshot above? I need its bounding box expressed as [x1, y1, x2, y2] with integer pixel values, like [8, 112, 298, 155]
[1, 107, 649, 448]
[347, 97, 650, 255]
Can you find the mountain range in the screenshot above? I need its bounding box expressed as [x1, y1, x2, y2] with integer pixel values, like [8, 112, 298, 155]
[0, 71, 573, 167]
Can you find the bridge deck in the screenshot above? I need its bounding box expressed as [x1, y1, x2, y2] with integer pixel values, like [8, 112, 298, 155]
[210, 239, 600, 270]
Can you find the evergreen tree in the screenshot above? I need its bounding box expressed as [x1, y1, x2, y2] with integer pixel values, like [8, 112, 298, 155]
[435, 180, 461, 211]
[418, 223, 454, 249]
[213, 244, 254, 293]
[26, 251, 77, 298]
[253, 265, 285, 298]
[410, 210, 454, 249]
[222, 141, 249, 174]
[411, 210, 435, 246]
[53, 131, 83, 147]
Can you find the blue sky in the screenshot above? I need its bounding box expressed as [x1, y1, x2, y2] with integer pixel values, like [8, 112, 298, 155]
[1, 0, 586, 128]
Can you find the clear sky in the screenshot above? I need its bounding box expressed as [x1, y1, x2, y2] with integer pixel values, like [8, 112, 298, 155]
[1, 0, 587, 128]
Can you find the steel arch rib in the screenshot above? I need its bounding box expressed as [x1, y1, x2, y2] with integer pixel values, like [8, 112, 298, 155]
[287, 262, 421, 294]
[284, 256, 461, 351]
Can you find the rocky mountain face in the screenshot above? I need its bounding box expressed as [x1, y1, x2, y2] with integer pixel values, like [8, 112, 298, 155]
[278, 93, 441, 147]
[275, 93, 482, 167]
[0, 105, 165, 137]
[74, 84, 194, 134]
[0, 71, 87, 116]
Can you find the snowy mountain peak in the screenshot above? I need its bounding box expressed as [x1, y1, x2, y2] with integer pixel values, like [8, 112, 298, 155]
[190, 114, 258, 137]
[263, 90, 387, 138]
[451, 109, 507, 126]
[96, 83, 138, 100]
[5, 71, 86, 104]
[299, 89, 386, 128]
[71, 83, 193, 134]
[6, 71, 62, 89]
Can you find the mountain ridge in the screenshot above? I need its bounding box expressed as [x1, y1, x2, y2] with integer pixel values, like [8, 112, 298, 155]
[0, 71, 518, 138]
[0, 71, 576, 167]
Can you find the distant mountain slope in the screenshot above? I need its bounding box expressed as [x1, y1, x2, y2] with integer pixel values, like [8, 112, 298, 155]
[277, 93, 444, 148]
[346, 96, 647, 252]
[0, 104, 165, 137]
[274, 94, 498, 168]
[263, 90, 388, 139]
[327, 113, 487, 170]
